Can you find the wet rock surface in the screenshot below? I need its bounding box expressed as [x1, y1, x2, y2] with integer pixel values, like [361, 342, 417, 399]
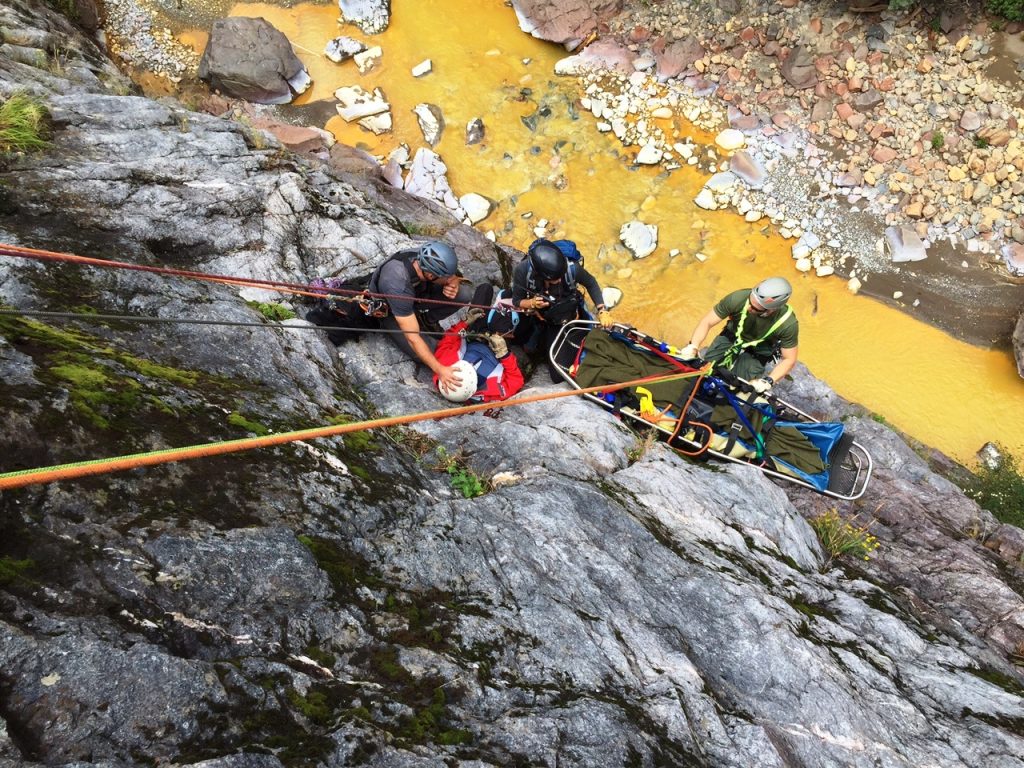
[2, 2, 1024, 767]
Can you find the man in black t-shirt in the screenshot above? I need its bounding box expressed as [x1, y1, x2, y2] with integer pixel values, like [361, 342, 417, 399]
[370, 241, 473, 392]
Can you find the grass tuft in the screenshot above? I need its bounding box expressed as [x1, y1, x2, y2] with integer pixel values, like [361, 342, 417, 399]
[0, 92, 50, 154]
[809, 509, 879, 563]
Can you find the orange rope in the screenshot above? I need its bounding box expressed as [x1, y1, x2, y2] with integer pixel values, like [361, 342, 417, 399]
[0, 369, 705, 491]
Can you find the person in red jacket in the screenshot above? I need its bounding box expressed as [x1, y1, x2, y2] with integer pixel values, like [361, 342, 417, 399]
[432, 288, 525, 403]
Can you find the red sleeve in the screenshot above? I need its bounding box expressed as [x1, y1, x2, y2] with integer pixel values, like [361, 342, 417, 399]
[496, 354, 524, 399]
[434, 323, 466, 366]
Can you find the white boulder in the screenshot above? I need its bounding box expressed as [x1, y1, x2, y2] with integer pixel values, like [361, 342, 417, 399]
[620, 221, 658, 259]
[883, 225, 928, 263]
[635, 144, 663, 165]
[404, 148, 465, 219]
[715, 128, 745, 151]
[334, 85, 389, 122]
[413, 103, 445, 147]
[325, 36, 366, 63]
[602, 286, 623, 309]
[459, 193, 494, 224]
[353, 46, 382, 73]
[694, 189, 717, 210]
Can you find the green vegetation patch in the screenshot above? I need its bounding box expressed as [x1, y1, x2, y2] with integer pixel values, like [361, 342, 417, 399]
[967, 449, 1024, 528]
[246, 300, 296, 322]
[433, 446, 486, 498]
[0, 92, 49, 154]
[49, 361, 141, 428]
[987, 0, 1024, 21]
[0, 312, 228, 436]
[809, 509, 880, 564]
[227, 411, 270, 436]
[0, 557, 35, 586]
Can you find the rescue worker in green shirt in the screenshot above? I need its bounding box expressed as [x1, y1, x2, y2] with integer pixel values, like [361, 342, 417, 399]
[680, 277, 798, 394]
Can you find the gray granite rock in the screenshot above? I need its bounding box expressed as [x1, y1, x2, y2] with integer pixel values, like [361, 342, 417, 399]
[1, 4, 1023, 767]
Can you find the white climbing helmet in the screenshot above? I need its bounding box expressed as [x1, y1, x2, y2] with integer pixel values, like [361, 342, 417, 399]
[438, 359, 478, 403]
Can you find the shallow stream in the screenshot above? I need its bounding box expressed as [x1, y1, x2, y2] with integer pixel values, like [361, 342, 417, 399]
[181, 0, 1024, 467]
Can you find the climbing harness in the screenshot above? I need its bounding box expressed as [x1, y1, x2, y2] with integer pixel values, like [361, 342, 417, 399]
[720, 300, 793, 370]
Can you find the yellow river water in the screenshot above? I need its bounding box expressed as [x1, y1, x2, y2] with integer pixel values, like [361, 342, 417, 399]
[182, 0, 1024, 468]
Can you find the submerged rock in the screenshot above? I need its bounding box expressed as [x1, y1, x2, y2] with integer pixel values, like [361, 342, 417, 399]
[620, 220, 658, 258]
[466, 117, 485, 145]
[413, 102, 445, 147]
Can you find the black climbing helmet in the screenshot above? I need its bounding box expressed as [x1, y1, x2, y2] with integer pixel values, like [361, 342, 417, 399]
[527, 239, 567, 281]
[417, 241, 458, 278]
[751, 276, 792, 311]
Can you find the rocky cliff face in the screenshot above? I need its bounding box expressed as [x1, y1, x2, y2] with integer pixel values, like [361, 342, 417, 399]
[2, 2, 1024, 767]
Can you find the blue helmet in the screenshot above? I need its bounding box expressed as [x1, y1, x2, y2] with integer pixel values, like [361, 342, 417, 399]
[417, 241, 458, 278]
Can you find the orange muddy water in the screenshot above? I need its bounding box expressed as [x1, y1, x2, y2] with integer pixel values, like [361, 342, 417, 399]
[183, 0, 1024, 468]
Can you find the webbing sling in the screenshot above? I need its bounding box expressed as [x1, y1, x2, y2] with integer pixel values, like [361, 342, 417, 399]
[721, 300, 793, 369]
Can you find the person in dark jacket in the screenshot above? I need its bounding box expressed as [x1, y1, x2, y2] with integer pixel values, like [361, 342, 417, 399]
[510, 239, 614, 380]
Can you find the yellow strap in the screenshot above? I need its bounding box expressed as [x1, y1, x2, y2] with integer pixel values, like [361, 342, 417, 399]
[724, 301, 793, 366]
[635, 387, 655, 416]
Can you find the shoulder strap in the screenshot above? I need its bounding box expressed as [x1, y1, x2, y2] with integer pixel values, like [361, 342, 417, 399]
[369, 250, 419, 294]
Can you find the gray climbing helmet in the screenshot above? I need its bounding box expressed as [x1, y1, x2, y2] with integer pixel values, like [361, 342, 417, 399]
[751, 276, 792, 311]
[417, 241, 458, 278]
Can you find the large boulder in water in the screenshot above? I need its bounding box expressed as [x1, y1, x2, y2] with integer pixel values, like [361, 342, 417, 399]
[198, 17, 310, 105]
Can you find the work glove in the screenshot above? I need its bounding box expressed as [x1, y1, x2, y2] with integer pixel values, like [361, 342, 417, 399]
[750, 377, 774, 394]
[680, 343, 699, 360]
[487, 333, 509, 359]
[465, 307, 486, 327]
[598, 309, 614, 329]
